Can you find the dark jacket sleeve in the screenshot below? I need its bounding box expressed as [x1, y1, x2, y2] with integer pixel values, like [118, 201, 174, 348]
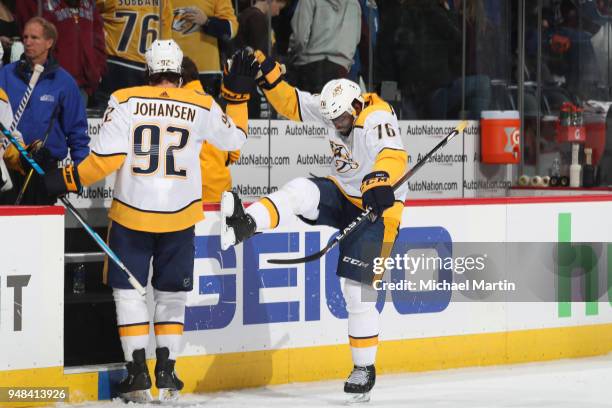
[60, 78, 90, 164]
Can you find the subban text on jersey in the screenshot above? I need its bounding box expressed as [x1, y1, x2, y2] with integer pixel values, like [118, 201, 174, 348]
[118, 0, 160, 6]
[133, 101, 196, 122]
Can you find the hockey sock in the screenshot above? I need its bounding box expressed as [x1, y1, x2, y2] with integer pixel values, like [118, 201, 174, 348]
[341, 279, 380, 367]
[153, 290, 186, 361]
[113, 288, 150, 362]
[246, 177, 320, 231]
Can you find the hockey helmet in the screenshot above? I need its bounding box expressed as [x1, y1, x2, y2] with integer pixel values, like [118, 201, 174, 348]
[145, 39, 183, 75]
[319, 79, 364, 121]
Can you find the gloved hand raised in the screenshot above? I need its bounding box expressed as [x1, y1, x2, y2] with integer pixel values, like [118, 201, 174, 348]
[221, 48, 258, 103]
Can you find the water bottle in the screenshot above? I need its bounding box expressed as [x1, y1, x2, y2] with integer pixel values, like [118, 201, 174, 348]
[72, 264, 86, 295]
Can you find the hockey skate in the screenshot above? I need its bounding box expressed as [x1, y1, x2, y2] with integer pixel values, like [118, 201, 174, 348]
[155, 347, 184, 402]
[220, 191, 256, 250]
[118, 349, 152, 403]
[344, 365, 376, 403]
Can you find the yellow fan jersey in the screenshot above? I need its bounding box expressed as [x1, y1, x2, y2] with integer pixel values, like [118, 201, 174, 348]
[171, 0, 238, 73]
[97, 0, 174, 65]
[77, 85, 247, 232]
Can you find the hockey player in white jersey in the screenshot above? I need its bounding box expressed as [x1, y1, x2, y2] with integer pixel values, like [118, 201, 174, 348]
[221, 49, 408, 403]
[43, 40, 255, 402]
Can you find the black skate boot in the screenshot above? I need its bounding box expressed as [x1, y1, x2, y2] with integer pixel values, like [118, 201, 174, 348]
[155, 347, 184, 402]
[344, 364, 376, 403]
[220, 191, 256, 250]
[118, 348, 152, 403]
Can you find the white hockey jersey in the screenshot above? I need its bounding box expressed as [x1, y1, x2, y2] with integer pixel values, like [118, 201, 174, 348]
[263, 81, 408, 221]
[77, 85, 247, 232]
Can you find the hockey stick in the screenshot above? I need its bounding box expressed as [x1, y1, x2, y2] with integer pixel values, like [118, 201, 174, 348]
[268, 121, 468, 265]
[15, 102, 61, 204]
[0, 64, 45, 150]
[0, 123, 146, 296]
[0, 64, 44, 191]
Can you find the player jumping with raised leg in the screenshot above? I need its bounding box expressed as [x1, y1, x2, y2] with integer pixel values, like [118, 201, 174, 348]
[221, 49, 408, 403]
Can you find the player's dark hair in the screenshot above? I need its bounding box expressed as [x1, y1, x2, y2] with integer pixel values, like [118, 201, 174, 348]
[181, 56, 199, 83]
[147, 71, 182, 86]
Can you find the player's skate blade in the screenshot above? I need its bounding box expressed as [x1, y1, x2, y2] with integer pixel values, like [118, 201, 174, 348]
[119, 389, 153, 403]
[155, 347, 183, 403]
[158, 387, 180, 402]
[346, 392, 371, 404]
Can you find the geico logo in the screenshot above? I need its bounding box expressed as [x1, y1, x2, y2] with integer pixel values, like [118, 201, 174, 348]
[186, 226, 453, 330]
[342, 256, 369, 269]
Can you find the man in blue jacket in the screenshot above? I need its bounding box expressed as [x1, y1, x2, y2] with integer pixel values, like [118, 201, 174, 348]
[0, 16, 89, 205]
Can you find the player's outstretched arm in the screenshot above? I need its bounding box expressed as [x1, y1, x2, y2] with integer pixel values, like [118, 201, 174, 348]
[253, 50, 324, 124]
[43, 96, 128, 197]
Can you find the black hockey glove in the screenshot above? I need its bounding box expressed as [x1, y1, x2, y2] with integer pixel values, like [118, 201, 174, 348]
[43, 164, 82, 197]
[361, 171, 395, 218]
[221, 48, 258, 103]
[253, 50, 285, 90]
[19, 140, 55, 173]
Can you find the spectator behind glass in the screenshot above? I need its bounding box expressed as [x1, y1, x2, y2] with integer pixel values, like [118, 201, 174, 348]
[546, 0, 601, 100]
[16, 0, 107, 106]
[348, 0, 379, 88]
[289, 0, 361, 94]
[0, 0, 18, 66]
[95, 0, 173, 107]
[235, 0, 287, 52]
[428, 0, 493, 119]
[181, 56, 240, 203]
[172, 0, 238, 98]
[235, 0, 287, 117]
[376, 0, 461, 119]
[0, 17, 89, 205]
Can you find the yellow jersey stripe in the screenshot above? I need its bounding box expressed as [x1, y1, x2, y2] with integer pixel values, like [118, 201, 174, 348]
[260, 197, 280, 228]
[118, 323, 150, 337]
[349, 335, 379, 348]
[154, 323, 184, 336]
[109, 198, 204, 233]
[112, 86, 213, 111]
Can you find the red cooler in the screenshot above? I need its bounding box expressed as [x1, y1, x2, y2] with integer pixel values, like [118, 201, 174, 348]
[584, 110, 606, 165]
[480, 110, 521, 164]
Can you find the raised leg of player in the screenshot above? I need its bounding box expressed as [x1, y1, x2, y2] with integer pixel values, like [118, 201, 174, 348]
[221, 177, 321, 249]
[247, 177, 321, 230]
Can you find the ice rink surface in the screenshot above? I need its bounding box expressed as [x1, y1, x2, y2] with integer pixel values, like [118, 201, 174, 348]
[71, 354, 611, 408]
